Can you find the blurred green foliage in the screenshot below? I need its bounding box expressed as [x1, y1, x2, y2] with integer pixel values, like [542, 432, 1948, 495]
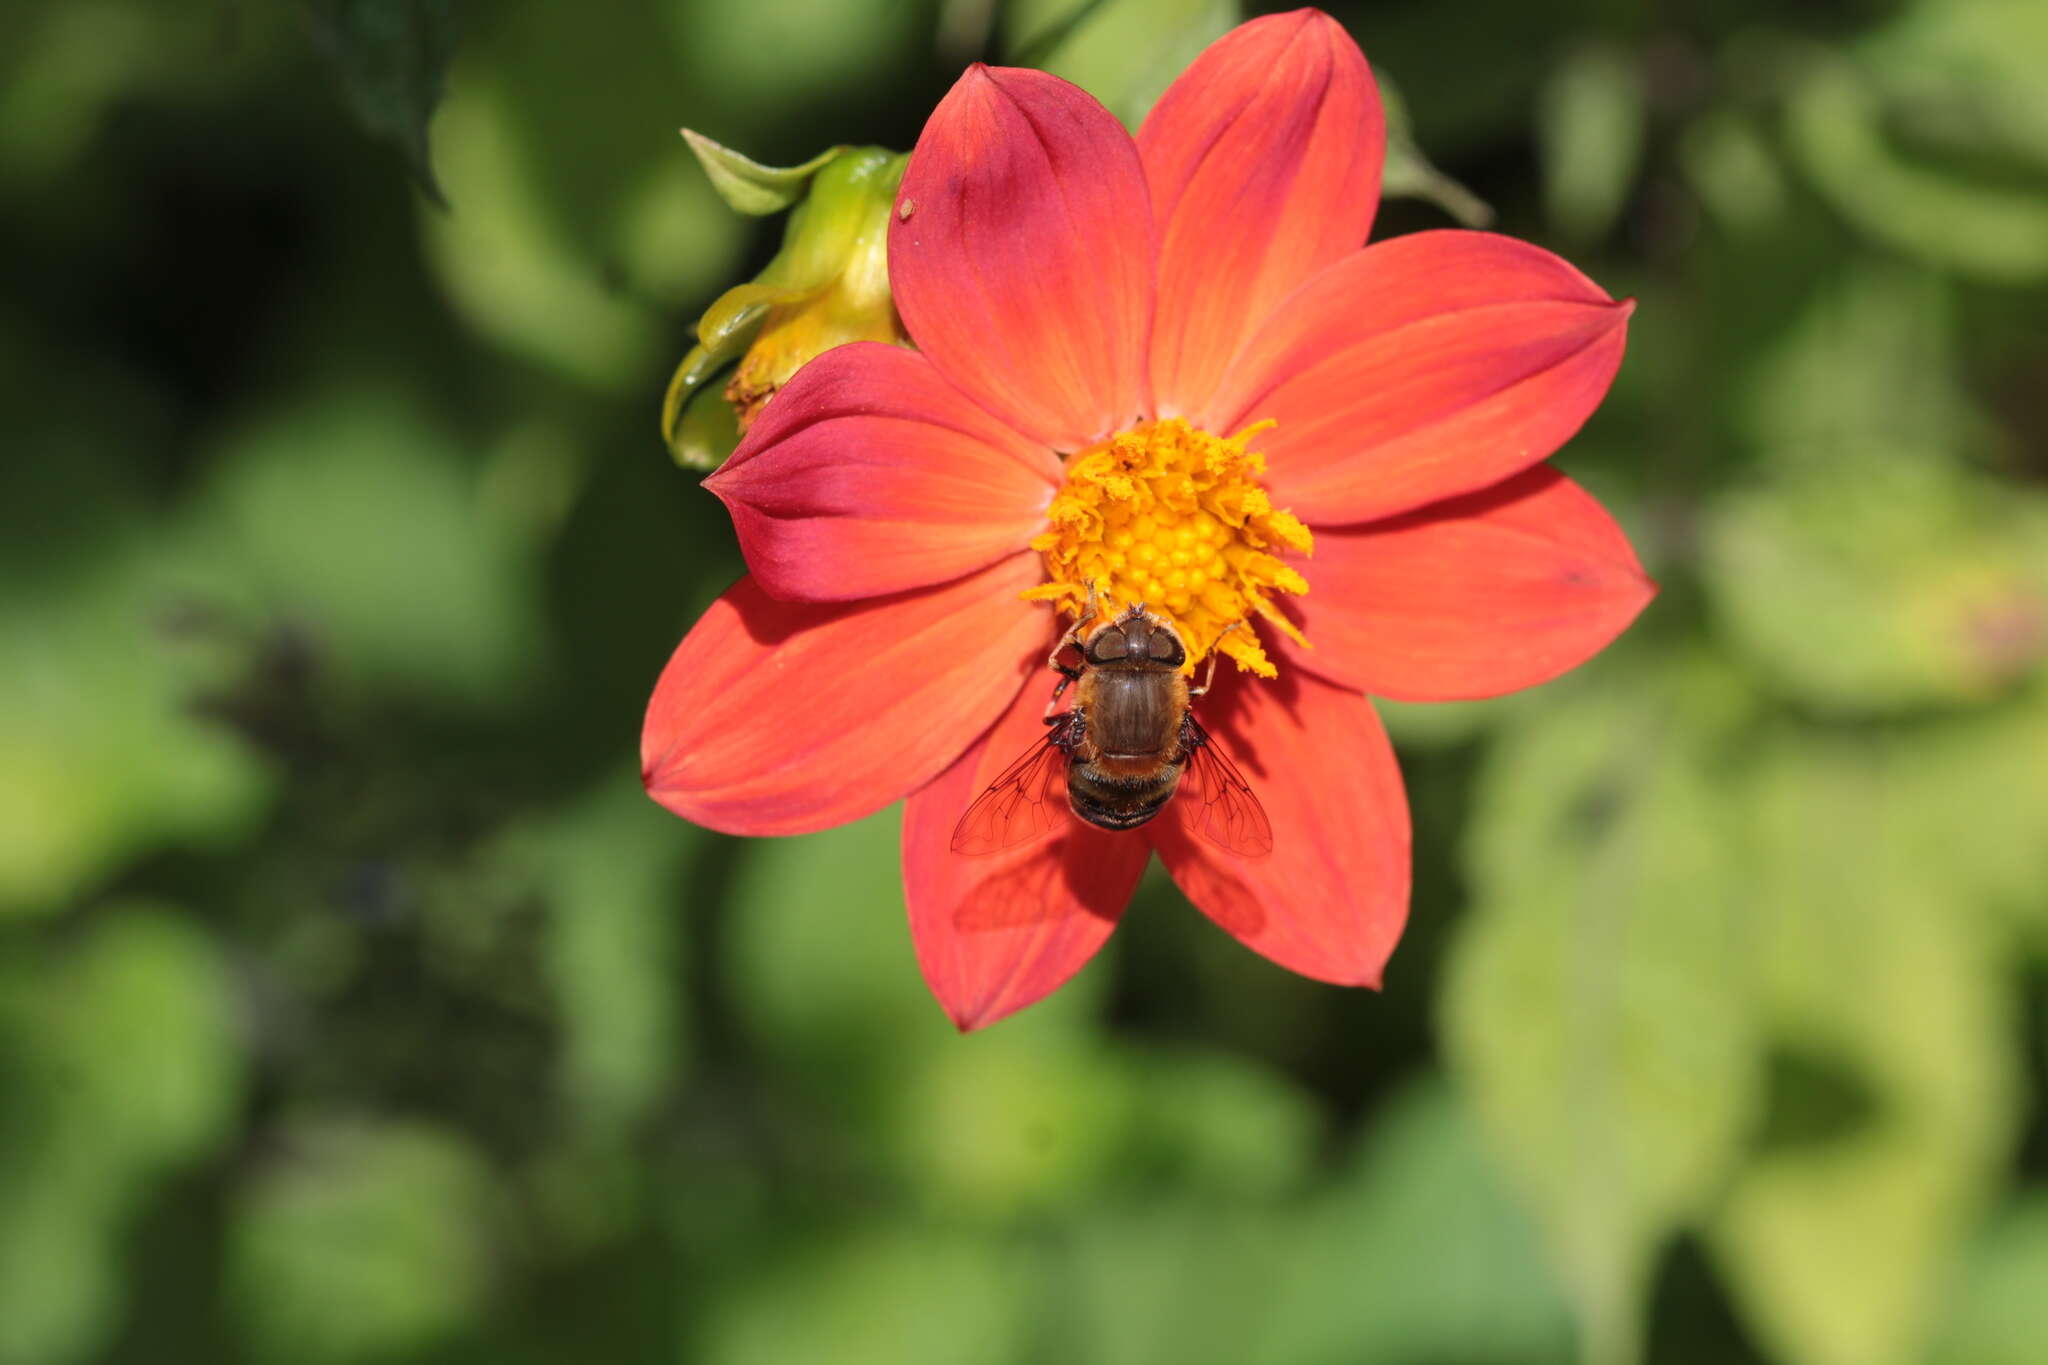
[3, 1, 2047, 1363]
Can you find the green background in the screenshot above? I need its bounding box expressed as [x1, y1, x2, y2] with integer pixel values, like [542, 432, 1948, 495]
[5, 1, 2048, 1362]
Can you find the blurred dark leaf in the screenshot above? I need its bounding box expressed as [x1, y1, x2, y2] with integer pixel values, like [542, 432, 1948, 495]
[1379, 75, 1495, 228]
[1755, 1046, 1883, 1155]
[308, 0, 459, 204]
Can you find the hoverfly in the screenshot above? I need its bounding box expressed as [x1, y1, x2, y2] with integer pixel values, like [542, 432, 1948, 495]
[950, 600, 1273, 859]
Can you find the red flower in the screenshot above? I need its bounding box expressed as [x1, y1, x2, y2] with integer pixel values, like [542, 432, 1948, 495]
[643, 10, 1652, 1029]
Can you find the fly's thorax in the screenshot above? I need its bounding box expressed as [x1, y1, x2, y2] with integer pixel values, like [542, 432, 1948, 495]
[1080, 670, 1185, 759]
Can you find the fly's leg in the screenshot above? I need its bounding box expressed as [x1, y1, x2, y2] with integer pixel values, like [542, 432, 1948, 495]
[1044, 635, 1084, 678]
[1042, 581, 1105, 720]
[1046, 581, 1106, 672]
[1043, 630, 1083, 717]
[1043, 668, 1082, 721]
[1188, 622, 1245, 698]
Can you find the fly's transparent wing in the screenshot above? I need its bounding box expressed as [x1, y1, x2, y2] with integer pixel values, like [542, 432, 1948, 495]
[1173, 713, 1274, 858]
[950, 717, 1074, 856]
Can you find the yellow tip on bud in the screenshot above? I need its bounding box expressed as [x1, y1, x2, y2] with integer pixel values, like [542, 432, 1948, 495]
[662, 145, 909, 470]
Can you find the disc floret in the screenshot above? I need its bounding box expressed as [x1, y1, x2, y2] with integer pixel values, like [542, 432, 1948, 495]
[1025, 418, 1312, 676]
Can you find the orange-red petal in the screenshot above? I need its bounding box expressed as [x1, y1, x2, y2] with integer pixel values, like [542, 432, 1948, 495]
[889, 64, 1154, 452]
[706, 342, 1058, 602]
[1138, 9, 1384, 417]
[901, 674, 1152, 1031]
[1291, 465, 1657, 701]
[1151, 667, 1409, 985]
[642, 558, 1044, 836]
[1204, 230, 1632, 525]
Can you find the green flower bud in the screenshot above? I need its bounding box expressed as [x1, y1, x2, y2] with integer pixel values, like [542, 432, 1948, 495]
[662, 140, 907, 469]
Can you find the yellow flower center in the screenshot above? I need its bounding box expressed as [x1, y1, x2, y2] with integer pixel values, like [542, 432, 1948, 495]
[1024, 418, 1312, 678]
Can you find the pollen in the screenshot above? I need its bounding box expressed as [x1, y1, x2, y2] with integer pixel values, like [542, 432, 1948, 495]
[1024, 418, 1312, 678]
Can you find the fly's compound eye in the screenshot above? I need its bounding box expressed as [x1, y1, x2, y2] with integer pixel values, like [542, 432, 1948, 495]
[1087, 629, 1130, 663]
[1148, 631, 1184, 666]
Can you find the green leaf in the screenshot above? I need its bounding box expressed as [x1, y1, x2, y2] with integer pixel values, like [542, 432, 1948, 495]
[883, 1035, 1134, 1220]
[666, 366, 743, 471]
[437, 0, 753, 336]
[1787, 54, 2048, 282]
[0, 909, 243, 1365]
[1442, 657, 1761, 1365]
[668, 0, 920, 118]
[533, 774, 697, 1141]
[884, 1038, 1320, 1225]
[1375, 695, 1504, 750]
[1378, 74, 1496, 228]
[1114, 1046, 1321, 1199]
[1264, 1077, 1576, 1365]
[724, 809, 960, 1077]
[50, 911, 243, 1170]
[184, 385, 544, 708]
[0, 387, 274, 920]
[0, 549, 269, 917]
[660, 279, 813, 431]
[1708, 253, 2048, 712]
[1679, 111, 1790, 233]
[307, 0, 459, 204]
[422, 58, 730, 388]
[1054, 1203, 1298, 1365]
[1007, 0, 1238, 128]
[1707, 740, 2020, 1365]
[1894, 689, 2048, 948]
[727, 810, 1131, 1213]
[1049, 1075, 1573, 1365]
[230, 1122, 496, 1365]
[1860, 0, 2048, 178]
[1538, 42, 1646, 241]
[0, 3, 173, 183]
[682, 131, 844, 215]
[1734, 255, 1967, 461]
[699, 1225, 1027, 1365]
[1927, 1195, 2048, 1365]
[1700, 451, 2048, 714]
